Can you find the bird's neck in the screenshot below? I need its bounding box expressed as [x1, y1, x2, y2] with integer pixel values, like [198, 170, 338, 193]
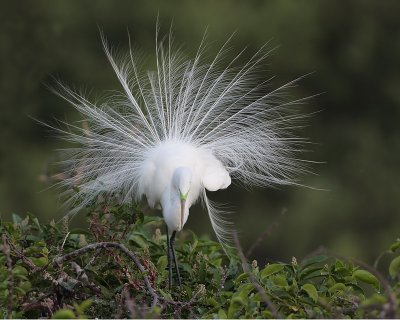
[161, 186, 190, 232]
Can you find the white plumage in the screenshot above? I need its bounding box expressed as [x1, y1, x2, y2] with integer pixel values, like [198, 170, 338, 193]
[52, 30, 309, 247]
[138, 141, 230, 231]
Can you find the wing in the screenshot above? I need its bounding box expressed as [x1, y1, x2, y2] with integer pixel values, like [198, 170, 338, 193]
[202, 163, 231, 192]
[137, 160, 158, 207]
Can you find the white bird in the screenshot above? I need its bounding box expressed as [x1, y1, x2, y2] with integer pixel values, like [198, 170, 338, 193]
[51, 29, 309, 288]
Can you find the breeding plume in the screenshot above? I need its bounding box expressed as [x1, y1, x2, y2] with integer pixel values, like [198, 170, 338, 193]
[52, 31, 309, 288]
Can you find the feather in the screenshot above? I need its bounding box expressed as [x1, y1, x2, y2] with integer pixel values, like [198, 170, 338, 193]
[51, 29, 310, 246]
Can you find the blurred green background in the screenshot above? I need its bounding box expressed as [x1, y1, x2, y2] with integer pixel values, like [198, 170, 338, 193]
[1, 0, 399, 264]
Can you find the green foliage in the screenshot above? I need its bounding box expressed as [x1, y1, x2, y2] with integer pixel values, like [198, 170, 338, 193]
[52, 300, 92, 319]
[1, 1, 400, 266]
[0, 204, 399, 318]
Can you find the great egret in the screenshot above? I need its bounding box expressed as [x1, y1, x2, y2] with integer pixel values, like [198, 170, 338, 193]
[51, 30, 309, 289]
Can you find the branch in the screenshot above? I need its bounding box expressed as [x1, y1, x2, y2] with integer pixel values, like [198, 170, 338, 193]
[53, 241, 159, 307]
[2, 234, 13, 319]
[4, 235, 59, 287]
[246, 208, 285, 257]
[233, 232, 279, 318]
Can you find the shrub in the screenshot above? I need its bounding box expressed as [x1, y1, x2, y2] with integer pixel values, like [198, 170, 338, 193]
[0, 203, 399, 318]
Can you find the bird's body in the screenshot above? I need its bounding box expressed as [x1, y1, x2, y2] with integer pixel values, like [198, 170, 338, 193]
[138, 140, 230, 231]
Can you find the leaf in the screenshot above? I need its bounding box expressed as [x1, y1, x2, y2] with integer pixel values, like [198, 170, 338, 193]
[69, 228, 91, 235]
[129, 233, 148, 248]
[301, 255, 328, 268]
[260, 263, 284, 279]
[31, 257, 48, 267]
[12, 213, 22, 224]
[252, 292, 264, 302]
[14, 286, 26, 295]
[361, 293, 387, 307]
[21, 216, 29, 228]
[237, 283, 254, 298]
[272, 275, 288, 287]
[227, 296, 245, 318]
[52, 309, 76, 319]
[218, 309, 227, 319]
[352, 269, 380, 290]
[142, 214, 162, 225]
[79, 299, 92, 312]
[19, 281, 32, 293]
[159, 289, 172, 300]
[226, 284, 253, 318]
[389, 255, 400, 279]
[235, 272, 249, 283]
[299, 266, 324, 280]
[157, 256, 168, 272]
[348, 283, 365, 296]
[0, 281, 7, 289]
[210, 258, 222, 268]
[28, 213, 42, 231]
[206, 297, 219, 307]
[301, 284, 318, 303]
[180, 262, 193, 275]
[73, 303, 82, 316]
[389, 239, 400, 253]
[261, 310, 273, 318]
[328, 282, 346, 294]
[12, 266, 28, 276]
[334, 259, 345, 270]
[99, 285, 112, 299]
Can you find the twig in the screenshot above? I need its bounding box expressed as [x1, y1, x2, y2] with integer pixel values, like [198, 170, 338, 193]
[233, 232, 279, 318]
[2, 234, 14, 319]
[246, 208, 286, 257]
[300, 245, 326, 263]
[53, 241, 159, 307]
[373, 251, 386, 269]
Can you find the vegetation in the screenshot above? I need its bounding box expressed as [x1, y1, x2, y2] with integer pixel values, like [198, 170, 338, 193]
[1, 202, 399, 318]
[2, 1, 400, 263]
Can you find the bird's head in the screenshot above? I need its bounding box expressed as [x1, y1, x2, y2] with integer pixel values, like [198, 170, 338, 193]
[172, 167, 192, 229]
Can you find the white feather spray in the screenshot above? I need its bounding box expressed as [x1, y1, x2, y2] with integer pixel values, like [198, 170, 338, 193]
[50, 29, 311, 247]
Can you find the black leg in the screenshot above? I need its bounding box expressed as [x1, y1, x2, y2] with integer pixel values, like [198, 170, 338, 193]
[170, 231, 182, 288]
[166, 226, 173, 290]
